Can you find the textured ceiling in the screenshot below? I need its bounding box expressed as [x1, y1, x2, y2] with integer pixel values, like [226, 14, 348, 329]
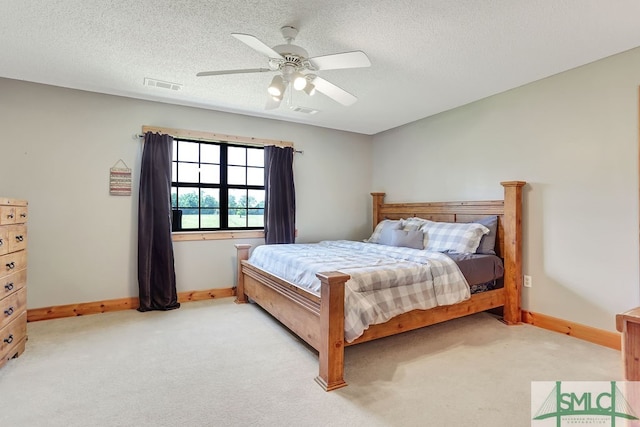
[1, 1, 640, 135]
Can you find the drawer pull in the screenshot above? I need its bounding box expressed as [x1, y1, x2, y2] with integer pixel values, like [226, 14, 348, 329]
[7, 214, 14, 219]
[0, 238, 3, 246]
[15, 235, 24, 242]
[6, 262, 15, 270]
[20, 213, 26, 218]
[3, 334, 13, 344]
[4, 283, 13, 291]
[4, 307, 13, 316]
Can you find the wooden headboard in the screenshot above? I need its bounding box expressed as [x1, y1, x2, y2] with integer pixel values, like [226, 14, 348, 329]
[371, 181, 524, 260]
[370, 181, 526, 322]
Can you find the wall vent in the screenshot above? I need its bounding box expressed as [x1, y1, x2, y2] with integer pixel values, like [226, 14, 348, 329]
[289, 105, 319, 115]
[144, 78, 183, 91]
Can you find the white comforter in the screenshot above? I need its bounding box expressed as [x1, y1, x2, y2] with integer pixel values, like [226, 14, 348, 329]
[247, 240, 470, 342]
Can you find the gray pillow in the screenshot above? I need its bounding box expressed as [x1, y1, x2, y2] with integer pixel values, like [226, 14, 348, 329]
[475, 216, 498, 255]
[391, 229, 424, 250]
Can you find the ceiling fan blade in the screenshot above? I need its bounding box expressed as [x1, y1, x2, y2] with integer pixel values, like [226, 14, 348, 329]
[308, 51, 371, 71]
[232, 33, 284, 59]
[312, 77, 358, 106]
[197, 68, 272, 77]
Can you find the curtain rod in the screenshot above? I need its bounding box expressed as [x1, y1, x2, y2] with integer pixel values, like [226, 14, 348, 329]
[135, 134, 303, 154]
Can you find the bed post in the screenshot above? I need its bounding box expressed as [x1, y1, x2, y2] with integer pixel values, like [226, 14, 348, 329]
[500, 181, 526, 324]
[371, 192, 386, 230]
[314, 271, 350, 391]
[234, 244, 252, 304]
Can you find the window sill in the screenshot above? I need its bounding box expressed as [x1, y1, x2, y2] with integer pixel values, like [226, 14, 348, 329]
[172, 230, 265, 242]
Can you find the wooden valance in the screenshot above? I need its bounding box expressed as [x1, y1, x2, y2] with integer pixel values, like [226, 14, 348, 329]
[141, 126, 293, 148]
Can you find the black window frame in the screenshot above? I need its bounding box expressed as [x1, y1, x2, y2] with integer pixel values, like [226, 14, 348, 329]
[171, 137, 265, 232]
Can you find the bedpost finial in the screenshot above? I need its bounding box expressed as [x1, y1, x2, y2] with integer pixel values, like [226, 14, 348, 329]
[500, 181, 526, 188]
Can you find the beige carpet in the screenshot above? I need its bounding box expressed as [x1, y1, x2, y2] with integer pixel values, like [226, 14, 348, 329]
[0, 298, 622, 427]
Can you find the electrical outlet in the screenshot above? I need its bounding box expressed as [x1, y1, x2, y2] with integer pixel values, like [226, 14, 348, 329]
[523, 275, 532, 288]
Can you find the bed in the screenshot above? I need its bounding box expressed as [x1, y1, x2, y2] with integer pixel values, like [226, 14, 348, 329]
[234, 181, 525, 391]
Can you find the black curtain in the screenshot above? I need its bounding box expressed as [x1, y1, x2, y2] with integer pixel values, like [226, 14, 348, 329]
[137, 132, 180, 311]
[264, 146, 296, 244]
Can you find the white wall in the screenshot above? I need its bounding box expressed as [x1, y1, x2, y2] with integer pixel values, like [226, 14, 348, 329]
[372, 47, 640, 332]
[0, 78, 372, 308]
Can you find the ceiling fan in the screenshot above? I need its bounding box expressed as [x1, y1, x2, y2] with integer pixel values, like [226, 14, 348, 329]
[197, 26, 371, 109]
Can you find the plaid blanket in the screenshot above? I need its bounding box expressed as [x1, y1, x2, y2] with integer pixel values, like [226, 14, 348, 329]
[247, 240, 470, 342]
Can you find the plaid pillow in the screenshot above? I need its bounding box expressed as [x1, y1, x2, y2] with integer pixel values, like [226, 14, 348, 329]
[421, 221, 489, 254]
[402, 216, 430, 231]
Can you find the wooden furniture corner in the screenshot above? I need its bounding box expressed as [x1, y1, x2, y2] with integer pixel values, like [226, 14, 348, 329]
[0, 197, 28, 369]
[616, 307, 640, 380]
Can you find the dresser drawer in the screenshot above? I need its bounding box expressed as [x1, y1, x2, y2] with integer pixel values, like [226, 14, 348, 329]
[1, 269, 26, 297]
[0, 311, 26, 363]
[7, 225, 27, 252]
[0, 287, 26, 331]
[14, 206, 28, 224]
[0, 226, 7, 256]
[0, 206, 17, 225]
[0, 251, 27, 279]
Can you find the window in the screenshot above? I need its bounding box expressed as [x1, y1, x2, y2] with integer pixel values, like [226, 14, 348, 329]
[171, 138, 265, 231]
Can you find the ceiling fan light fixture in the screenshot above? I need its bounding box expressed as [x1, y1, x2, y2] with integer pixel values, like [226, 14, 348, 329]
[303, 82, 316, 96]
[267, 75, 285, 97]
[292, 72, 307, 91]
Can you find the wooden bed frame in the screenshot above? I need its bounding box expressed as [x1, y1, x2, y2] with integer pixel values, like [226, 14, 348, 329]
[235, 181, 526, 391]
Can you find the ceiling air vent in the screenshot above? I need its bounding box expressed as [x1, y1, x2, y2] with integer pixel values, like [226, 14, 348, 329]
[144, 78, 183, 91]
[289, 105, 319, 115]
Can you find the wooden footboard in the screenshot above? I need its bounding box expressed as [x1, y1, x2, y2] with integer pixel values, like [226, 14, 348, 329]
[235, 256, 350, 390]
[234, 181, 525, 390]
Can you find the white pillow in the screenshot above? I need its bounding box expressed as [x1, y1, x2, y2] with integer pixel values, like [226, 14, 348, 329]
[421, 220, 489, 254]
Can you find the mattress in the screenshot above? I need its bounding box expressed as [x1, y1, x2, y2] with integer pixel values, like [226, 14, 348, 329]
[446, 253, 504, 293]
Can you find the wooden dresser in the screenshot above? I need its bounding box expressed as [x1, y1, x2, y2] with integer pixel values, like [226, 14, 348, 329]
[0, 198, 28, 368]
